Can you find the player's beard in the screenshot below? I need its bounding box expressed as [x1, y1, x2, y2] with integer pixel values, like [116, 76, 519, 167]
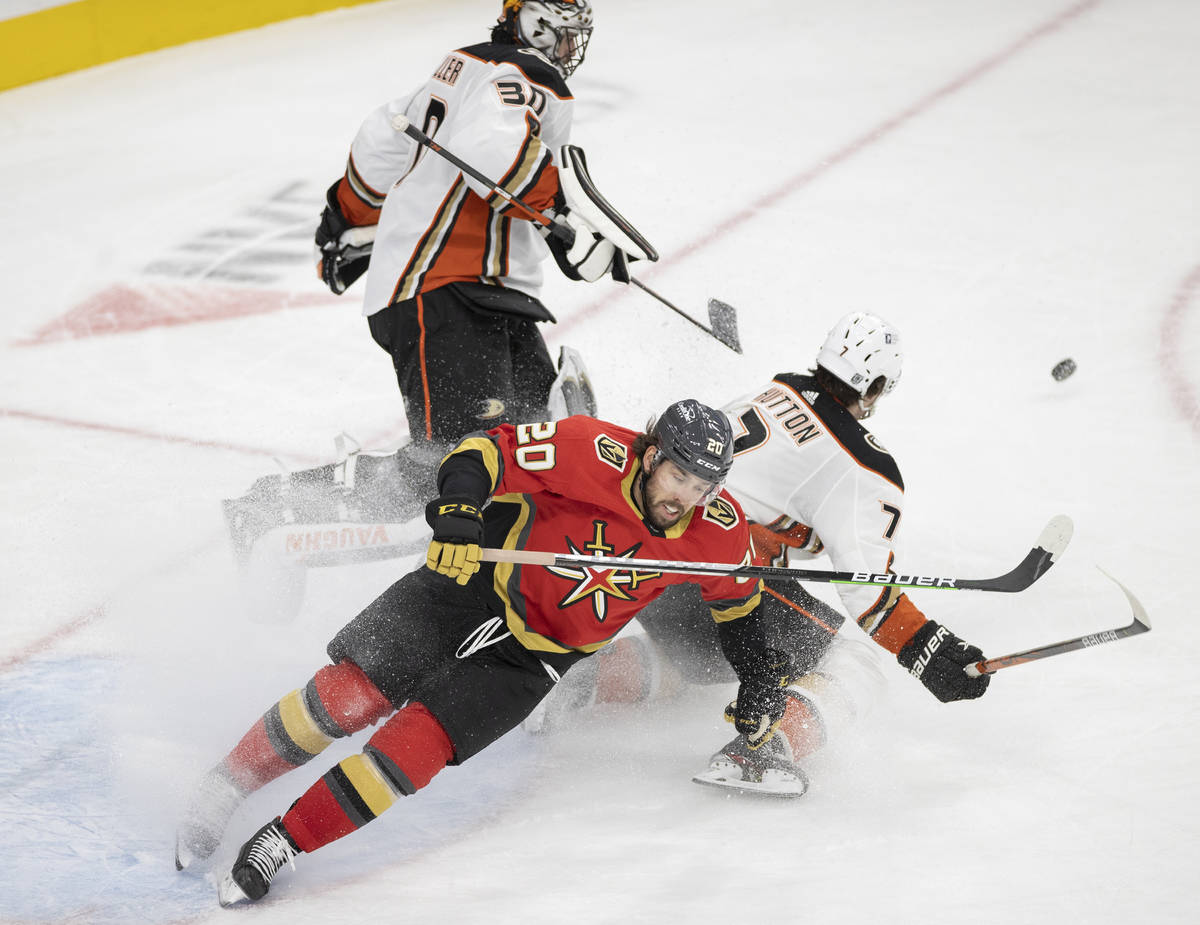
[636, 471, 688, 531]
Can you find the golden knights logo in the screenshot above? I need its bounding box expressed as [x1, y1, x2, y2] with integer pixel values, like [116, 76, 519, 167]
[702, 497, 739, 530]
[547, 520, 660, 622]
[593, 433, 628, 472]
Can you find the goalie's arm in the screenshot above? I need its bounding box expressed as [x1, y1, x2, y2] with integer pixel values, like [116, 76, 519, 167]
[545, 144, 658, 284]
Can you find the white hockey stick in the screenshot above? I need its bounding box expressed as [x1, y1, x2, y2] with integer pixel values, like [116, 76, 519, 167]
[965, 569, 1151, 676]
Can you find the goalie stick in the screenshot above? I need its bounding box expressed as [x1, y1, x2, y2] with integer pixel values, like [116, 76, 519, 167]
[481, 514, 1072, 593]
[965, 569, 1151, 676]
[389, 114, 742, 353]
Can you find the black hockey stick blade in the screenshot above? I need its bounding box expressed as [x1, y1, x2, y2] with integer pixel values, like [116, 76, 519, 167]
[967, 569, 1151, 676]
[707, 299, 743, 353]
[628, 279, 742, 353]
[481, 514, 1073, 593]
[946, 513, 1073, 592]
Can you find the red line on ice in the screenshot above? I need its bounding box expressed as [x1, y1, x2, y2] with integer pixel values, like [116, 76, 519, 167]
[1160, 265, 1200, 437]
[0, 608, 103, 674]
[0, 406, 326, 462]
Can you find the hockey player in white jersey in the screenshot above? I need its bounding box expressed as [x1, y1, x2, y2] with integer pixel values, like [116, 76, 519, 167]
[223, 0, 655, 566]
[530, 312, 992, 795]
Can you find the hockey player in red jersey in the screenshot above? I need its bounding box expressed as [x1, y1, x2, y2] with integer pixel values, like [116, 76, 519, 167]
[530, 313, 993, 796]
[223, 0, 655, 561]
[175, 399, 791, 905]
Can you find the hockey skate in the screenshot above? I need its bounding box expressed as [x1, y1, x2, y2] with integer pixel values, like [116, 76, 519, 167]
[175, 764, 248, 871]
[216, 818, 300, 907]
[692, 733, 810, 798]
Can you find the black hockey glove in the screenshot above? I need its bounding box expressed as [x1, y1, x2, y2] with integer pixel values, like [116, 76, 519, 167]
[424, 495, 484, 586]
[724, 647, 791, 749]
[315, 181, 372, 295]
[897, 621, 991, 703]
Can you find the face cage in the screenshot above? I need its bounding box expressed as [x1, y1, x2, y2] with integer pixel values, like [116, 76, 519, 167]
[550, 23, 591, 76]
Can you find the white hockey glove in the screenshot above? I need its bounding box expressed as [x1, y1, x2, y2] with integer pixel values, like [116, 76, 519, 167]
[550, 210, 618, 282]
[546, 145, 657, 284]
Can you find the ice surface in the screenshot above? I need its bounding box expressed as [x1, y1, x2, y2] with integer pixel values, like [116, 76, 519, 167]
[1, 0, 1198, 922]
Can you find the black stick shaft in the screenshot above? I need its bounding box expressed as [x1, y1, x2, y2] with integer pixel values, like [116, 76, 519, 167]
[392, 116, 740, 351]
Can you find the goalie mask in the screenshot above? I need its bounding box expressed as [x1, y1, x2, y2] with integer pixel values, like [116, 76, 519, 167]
[647, 399, 734, 506]
[499, 0, 594, 77]
[816, 312, 903, 402]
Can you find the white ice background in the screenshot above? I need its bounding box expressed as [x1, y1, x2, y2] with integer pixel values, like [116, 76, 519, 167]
[1, 0, 1198, 922]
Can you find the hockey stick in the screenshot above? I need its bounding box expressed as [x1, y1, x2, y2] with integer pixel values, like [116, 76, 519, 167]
[965, 570, 1151, 676]
[390, 114, 742, 353]
[481, 514, 1072, 593]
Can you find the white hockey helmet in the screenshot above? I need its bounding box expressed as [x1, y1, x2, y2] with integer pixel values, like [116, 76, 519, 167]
[502, 0, 594, 77]
[816, 312, 903, 399]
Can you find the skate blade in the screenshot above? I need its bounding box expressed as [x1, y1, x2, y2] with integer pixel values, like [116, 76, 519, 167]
[175, 832, 214, 874]
[691, 767, 809, 798]
[217, 873, 250, 907]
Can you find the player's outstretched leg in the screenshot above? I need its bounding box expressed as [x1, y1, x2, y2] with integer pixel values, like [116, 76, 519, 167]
[176, 660, 392, 870]
[523, 635, 683, 733]
[215, 702, 455, 905]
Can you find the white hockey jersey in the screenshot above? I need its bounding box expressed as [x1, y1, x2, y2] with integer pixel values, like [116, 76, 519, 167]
[722, 373, 908, 638]
[333, 41, 574, 315]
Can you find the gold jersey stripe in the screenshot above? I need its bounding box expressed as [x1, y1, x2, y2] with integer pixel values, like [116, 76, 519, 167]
[277, 689, 334, 757]
[337, 753, 400, 818]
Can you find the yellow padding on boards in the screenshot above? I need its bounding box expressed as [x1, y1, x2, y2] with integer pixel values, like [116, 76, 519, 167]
[0, 0, 383, 93]
[338, 754, 400, 817]
[277, 689, 334, 757]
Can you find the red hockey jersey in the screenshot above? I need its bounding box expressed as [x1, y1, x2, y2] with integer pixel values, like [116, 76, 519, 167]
[447, 417, 763, 655]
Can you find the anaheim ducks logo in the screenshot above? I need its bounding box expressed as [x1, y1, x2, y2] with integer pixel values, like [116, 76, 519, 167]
[593, 434, 628, 472]
[702, 497, 739, 531]
[476, 398, 507, 420]
[547, 520, 661, 622]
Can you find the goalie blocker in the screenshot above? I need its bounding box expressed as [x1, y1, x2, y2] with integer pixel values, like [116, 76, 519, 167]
[546, 144, 658, 283]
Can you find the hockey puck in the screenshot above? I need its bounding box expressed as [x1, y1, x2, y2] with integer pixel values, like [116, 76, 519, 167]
[1051, 358, 1077, 381]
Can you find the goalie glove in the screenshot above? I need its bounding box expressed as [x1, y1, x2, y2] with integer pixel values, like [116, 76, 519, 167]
[314, 181, 375, 295]
[547, 209, 618, 283]
[546, 144, 657, 284]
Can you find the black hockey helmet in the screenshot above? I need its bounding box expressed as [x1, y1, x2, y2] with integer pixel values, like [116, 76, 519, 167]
[650, 399, 734, 486]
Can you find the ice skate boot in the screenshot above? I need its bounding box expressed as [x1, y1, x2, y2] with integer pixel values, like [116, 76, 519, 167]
[175, 764, 248, 870]
[216, 818, 300, 906]
[692, 732, 809, 798]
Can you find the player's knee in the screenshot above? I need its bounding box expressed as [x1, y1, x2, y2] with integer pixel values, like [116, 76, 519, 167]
[306, 660, 393, 737]
[364, 702, 455, 795]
